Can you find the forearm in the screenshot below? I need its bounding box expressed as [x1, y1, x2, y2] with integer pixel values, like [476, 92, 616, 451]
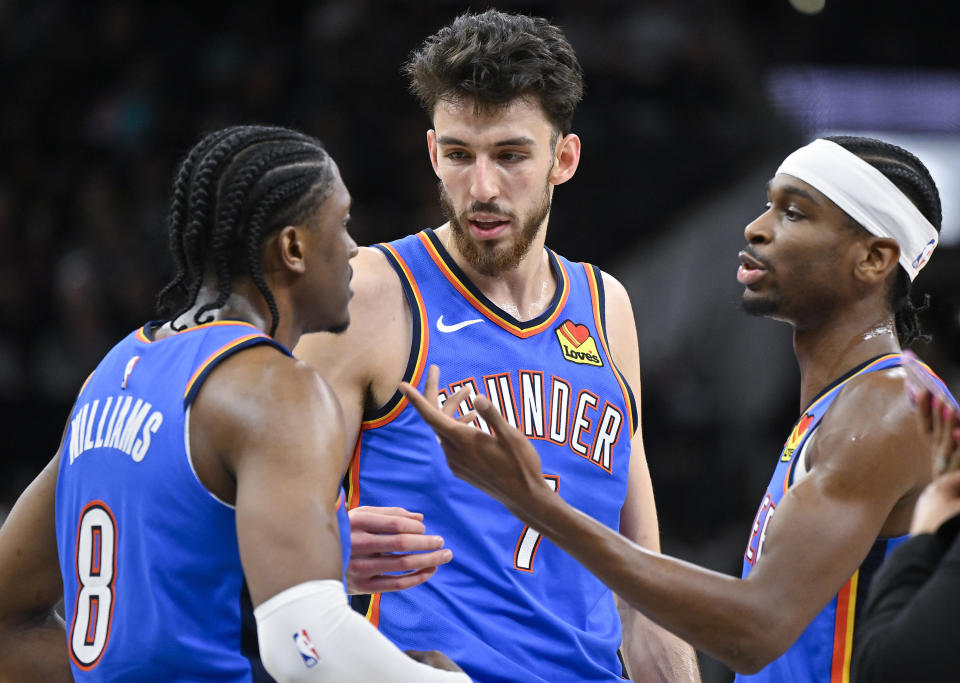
[0, 612, 71, 682]
[516, 491, 780, 673]
[619, 599, 701, 683]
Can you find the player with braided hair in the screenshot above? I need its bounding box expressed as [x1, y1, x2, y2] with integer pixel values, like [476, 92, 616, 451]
[400, 134, 956, 682]
[0, 125, 468, 681]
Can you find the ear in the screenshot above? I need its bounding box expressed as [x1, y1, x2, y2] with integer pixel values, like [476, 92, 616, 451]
[855, 236, 900, 284]
[549, 133, 581, 186]
[275, 225, 307, 275]
[426, 129, 441, 178]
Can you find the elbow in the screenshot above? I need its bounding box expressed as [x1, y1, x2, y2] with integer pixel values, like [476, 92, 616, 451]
[720, 615, 798, 674]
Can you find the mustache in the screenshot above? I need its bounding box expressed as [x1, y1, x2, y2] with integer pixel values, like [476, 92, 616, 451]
[742, 244, 772, 270]
[466, 200, 515, 220]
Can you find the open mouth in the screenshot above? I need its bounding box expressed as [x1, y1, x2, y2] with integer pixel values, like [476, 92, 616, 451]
[737, 250, 767, 286]
[468, 216, 510, 238]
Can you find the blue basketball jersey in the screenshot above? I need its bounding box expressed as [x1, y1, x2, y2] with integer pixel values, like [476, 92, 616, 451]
[348, 229, 639, 682]
[737, 353, 956, 683]
[55, 320, 351, 682]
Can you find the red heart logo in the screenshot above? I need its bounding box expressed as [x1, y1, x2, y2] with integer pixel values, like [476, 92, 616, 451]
[561, 320, 590, 347]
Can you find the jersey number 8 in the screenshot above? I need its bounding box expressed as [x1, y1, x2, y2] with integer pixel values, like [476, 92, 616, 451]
[69, 501, 117, 670]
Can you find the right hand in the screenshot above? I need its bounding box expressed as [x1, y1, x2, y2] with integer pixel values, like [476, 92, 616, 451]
[346, 506, 453, 594]
[399, 365, 550, 516]
[405, 649, 465, 673]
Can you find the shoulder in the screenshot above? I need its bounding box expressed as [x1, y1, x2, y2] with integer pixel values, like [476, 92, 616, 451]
[195, 345, 338, 430]
[596, 268, 633, 311]
[589, 267, 640, 382]
[808, 365, 928, 493]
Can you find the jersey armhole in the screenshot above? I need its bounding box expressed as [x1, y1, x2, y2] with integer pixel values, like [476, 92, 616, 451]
[587, 264, 639, 436]
[361, 243, 428, 427]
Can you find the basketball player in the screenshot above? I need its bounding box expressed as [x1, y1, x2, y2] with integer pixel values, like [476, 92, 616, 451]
[295, 9, 699, 683]
[400, 135, 955, 682]
[0, 125, 468, 681]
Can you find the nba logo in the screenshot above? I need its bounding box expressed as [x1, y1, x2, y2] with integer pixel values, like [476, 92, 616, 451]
[912, 238, 936, 270]
[292, 629, 321, 668]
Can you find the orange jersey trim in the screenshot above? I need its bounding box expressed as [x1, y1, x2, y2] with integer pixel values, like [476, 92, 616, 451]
[416, 231, 570, 339]
[366, 592, 382, 628]
[346, 437, 363, 510]
[360, 243, 430, 430]
[830, 570, 859, 683]
[136, 320, 262, 344]
[584, 265, 636, 436]
[183, 333, 266, 400]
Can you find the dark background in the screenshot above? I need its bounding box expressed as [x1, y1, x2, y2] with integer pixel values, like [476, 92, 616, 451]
[2, 2, 958, 680]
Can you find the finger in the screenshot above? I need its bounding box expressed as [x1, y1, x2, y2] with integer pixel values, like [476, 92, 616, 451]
[443, 385, 474, 419]
[474, 394, 525, 447]
[350, 531, 446, 555]
[916, 387, 934, 434]
[399, 381, 443, 425]
[349, 510, 427, 535]
[424, 364, 440, 404]
[933, 399, 955, 476]
[351, 566, 439, 594]
[350, 506, 424, 521]
[349, 548, 453, 576]
[401, 381, 472, 439]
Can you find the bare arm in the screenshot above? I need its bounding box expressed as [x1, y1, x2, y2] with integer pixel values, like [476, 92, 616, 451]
[601, 272, 700, 682]
[294, 246, 452, 593]
[401, 365, 928, 673]
[0, 453, 71, 682]
[190, 346, 349, 603]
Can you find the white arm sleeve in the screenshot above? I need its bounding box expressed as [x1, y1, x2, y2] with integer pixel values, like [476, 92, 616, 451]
[254, 580, 472, 682]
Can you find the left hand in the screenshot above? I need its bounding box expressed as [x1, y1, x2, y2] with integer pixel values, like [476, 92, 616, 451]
[399, 365, 551, 516]
[346, 506, 452, 594]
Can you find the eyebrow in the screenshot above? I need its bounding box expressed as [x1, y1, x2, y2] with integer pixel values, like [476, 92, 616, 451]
[767, 179, 821, 205]
[436, 135, 537, 147]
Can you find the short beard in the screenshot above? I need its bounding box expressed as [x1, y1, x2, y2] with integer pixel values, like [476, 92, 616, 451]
[440, 182, 551, 276]
[740, 294, 779, 318]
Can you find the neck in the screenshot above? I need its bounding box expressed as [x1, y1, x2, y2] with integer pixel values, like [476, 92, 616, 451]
[792, 307, 899, 408]
[435, 223, 556, 322]
[164, 284, 299, 350]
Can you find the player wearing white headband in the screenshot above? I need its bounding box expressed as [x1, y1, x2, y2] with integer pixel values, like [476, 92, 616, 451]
[398, 135, 956, 682]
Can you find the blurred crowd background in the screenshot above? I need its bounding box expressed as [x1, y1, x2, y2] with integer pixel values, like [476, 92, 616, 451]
[2, 1, 958, 679]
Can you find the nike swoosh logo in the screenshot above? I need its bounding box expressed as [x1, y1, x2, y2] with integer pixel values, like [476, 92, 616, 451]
[436, 315, 484, 333]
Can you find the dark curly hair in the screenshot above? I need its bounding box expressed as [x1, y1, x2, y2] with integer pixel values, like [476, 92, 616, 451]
[824, 135, 942, 347]
[403, 9, 584, 135]
[155, 125, 335, 336]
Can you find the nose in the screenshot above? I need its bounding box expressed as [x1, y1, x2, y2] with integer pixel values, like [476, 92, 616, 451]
[744, 212, 772, 245]
[469, 156, 498, 203]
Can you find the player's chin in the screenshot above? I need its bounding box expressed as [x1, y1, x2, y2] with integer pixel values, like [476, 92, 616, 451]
[327, 314, 351, 335]
[740, 290, 779, 318]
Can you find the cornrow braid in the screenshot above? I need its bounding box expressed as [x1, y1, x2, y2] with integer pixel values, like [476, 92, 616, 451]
[156, 125, 335, 335]
[824, 135, 942, 347]
[239, 170, 328, 335]
[196, 144, 323, 330]
[156, 127, 236, 319]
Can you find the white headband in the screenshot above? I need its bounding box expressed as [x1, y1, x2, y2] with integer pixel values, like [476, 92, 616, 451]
[776, 138, 938, 281]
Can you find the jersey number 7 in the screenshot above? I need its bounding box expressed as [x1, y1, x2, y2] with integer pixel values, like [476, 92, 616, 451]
[513, 475, 558, 572]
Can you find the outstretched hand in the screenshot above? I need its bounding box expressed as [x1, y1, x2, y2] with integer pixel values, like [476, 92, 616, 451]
[906, 365, 960, 535]
[346, 506, 453, 594]
[399, 365, 550, 516]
